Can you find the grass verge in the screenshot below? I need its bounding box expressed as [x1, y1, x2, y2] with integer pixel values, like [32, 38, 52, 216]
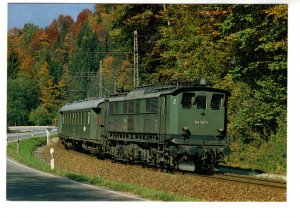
[7, 137, 196, 201]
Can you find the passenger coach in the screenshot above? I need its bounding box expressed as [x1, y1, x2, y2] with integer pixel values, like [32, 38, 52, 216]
[58, 98, 107, 154]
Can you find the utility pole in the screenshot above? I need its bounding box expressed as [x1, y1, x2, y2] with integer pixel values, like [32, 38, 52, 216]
[99, 60, 103, 97]
[133, 30, 139, 88]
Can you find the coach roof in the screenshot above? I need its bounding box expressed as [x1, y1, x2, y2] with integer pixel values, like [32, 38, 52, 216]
[59, 98, 106, 112]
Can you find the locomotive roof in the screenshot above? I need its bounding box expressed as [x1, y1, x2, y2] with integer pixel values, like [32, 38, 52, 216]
[59, 98, 106, 112]
[109, 85, 230, 102]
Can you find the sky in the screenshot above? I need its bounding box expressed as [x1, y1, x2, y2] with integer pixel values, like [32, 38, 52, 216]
[8, 3, 95, 29]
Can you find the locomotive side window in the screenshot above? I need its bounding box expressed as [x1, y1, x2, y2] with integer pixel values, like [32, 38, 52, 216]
[146, 98, 158, 113]
[181, 93, 195, 109]
[135, 100, 140, 113]
[146, 99, 150, 112]
[115, 102, 119, 114]
[128, 101, 134, 114]
[195, 95, 207, 109]
[123, 101, 128, 114]
[151, 98, 158, 112]
[211, 94, 224, 110]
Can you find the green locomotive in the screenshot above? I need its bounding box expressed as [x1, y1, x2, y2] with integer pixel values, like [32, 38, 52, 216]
[58, 82, 231, 172]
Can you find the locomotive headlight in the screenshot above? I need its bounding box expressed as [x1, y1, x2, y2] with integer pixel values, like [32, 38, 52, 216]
[217, 128, 225, 137]
[182, 126, 191, 137]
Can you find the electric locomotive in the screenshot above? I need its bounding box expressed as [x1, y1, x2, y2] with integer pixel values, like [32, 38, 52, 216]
[58, 81, 231, 172]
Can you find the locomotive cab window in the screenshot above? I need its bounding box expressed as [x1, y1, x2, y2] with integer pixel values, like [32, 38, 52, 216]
[146, 98, 158, 113]
[181, 93, 195, 109]
[195, 95, 206, 109]
[211, 94, 224, 110]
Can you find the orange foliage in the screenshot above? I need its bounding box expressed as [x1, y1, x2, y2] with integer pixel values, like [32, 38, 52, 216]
[46, 19, 59, 42]
[74, 9, 93, 36]
[33, 30, 51, 50]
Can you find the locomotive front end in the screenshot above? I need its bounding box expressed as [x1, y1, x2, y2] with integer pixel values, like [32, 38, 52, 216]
[165, 86, 231, 172]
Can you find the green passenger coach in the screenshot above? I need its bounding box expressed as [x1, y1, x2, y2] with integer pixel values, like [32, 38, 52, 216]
[58, 83, 231, 172]
[58, 98, 107, 154]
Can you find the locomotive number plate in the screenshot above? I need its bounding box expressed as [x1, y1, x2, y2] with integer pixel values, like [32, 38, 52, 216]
[194, 120, 208, 125]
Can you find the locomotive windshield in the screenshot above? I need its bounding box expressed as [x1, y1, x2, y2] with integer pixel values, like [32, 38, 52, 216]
[181, 92, 225, 110]
[181, 93, 195, 109]
[211, 94, 224, 110]
[195, 95, 207, 109]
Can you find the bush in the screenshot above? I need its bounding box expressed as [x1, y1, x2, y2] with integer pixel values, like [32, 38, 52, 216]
[29, 105, 52, 125]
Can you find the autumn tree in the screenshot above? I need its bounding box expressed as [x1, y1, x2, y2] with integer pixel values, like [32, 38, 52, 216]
[68, 20, 102, 101]
[219, 4, 287, 143]
[153, 5, 232, 84]
[110, 4, 165, 84]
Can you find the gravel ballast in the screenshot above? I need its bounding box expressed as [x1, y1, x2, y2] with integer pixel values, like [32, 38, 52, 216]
[38, 139, 286, 201]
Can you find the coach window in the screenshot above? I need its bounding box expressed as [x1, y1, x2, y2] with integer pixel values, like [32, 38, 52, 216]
[211, 94, 224, 110]
[109, 103, 114, 114]
[195, 95, 206, 109]
[181, 93, 195, 109]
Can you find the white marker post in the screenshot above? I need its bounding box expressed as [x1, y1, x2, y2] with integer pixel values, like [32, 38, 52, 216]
[46, 128, 52, 145]
[50, 147, 54, 170]
[17, 139, 19, 155]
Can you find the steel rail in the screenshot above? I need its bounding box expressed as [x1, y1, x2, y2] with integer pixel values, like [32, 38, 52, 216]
[174, 170, 286, 189]
[209, 173, 286, 189]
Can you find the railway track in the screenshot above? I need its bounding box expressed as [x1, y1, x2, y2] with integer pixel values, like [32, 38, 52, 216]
[210, 173, 286, 189]
[176, 170, 286, 189]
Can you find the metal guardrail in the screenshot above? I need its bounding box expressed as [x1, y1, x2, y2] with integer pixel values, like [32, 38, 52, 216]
[8, 126, 56, 131]
[8, 126, 57, 144]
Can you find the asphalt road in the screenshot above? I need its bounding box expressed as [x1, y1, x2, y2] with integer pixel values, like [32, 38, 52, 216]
[6, 159, 144, 201]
